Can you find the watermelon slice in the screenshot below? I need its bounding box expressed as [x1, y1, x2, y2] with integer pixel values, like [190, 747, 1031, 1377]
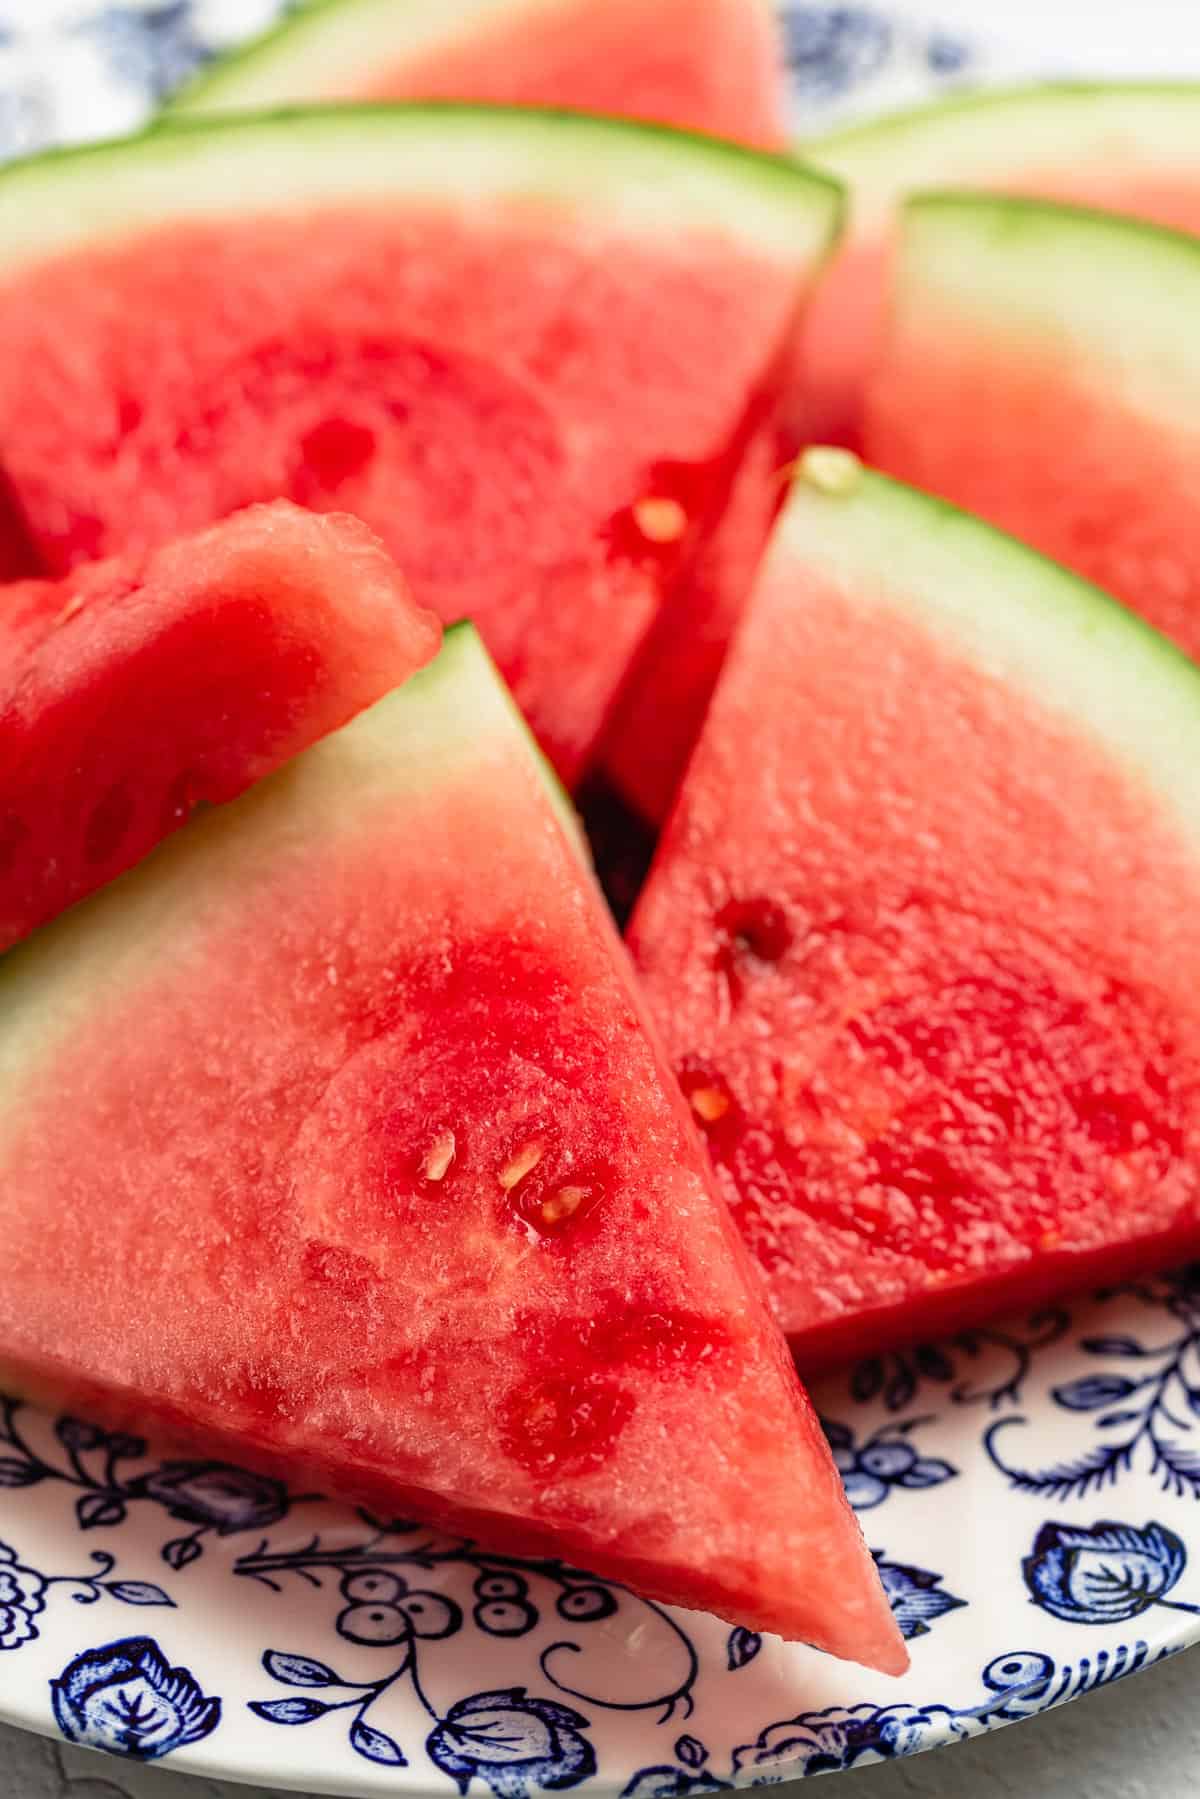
[170, 0, 789, 150]
[0, 621, 903, 1669]
[0, 107, 835, 786]
[0, 500, 438, 953]
[863, 194, 1200, 665]
[630, 452, 1200, 1367]
[803, 82, 1200, 448]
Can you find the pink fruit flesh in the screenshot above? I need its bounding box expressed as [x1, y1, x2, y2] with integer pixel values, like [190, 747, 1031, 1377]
[0, 651, 904, 1671]
[0, 500, 438, 951]
[631, 541, 1200, 1367]
[0, 202, 803, 784]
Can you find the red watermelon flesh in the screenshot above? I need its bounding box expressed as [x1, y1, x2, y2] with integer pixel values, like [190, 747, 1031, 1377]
[0, 108, 835, 785]
[602, 416, 792, 827]
[630, 455, 1200, 1367]
[0, 623, 903, 1670]
[864, 195, 1200, 665]
[0, 501, 438, 953]
[172, 0, 789, 150]
[804, 83, 1200, 448]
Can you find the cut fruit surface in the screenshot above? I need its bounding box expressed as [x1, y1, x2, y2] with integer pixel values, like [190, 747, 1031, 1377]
[0, 105, 836, 784]
[0, 623, 903, 1670]
[803, 81, 1200, 448]
[630, 456, 1200, 1367]
[0, 500, 438, 952]
[170, 0, 789, 150]
[864, 193, 1200, 664]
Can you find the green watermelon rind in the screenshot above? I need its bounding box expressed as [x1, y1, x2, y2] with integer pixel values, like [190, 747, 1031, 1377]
[787, 456, 1200, 839]
[168, 0, 564, 113]
[891, 189, 1200, 433]
[808, 81, 1200, 221]
[0, 103, 842, 276]
[0, 623, 580, 1082]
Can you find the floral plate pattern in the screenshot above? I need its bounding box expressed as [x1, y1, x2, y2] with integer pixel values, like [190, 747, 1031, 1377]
[1, 0, 1198, 1793]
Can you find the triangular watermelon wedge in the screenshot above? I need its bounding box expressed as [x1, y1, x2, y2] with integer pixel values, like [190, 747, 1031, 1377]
[631, 452, 1200, 1367]
[168, 0, 789, 150]
[803, 81, 1200, 449]
[0, 106, 837, 786]
[0, 623, 903, 1671]
[0, 500, 439, 952]
[864, 194, 1200, 664]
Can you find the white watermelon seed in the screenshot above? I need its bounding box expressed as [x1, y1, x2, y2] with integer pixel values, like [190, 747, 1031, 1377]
[422, 1130, 456, 1183]
[633, 496, 688, 544]
[799, 446, 863, 497]
[499, 1140, 544, 1190]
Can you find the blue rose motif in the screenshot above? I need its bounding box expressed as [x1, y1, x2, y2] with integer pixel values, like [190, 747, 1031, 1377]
[132, 1461, 288, 1534]
[0, 1540, 46, 1650]
[1023, 1520, 1189, 1625]
[427, 1689, 596, 1798]
[50, 1635, 221, 1761]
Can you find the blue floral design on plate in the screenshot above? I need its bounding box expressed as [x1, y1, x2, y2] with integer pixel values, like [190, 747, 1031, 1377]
[50, 1634, 221, 1761]
[1023, 1520, 1200, 1626]
[428, 1690, 597, 1797]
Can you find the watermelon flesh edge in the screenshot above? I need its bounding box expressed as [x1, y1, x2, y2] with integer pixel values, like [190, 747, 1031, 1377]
[803, 81, 1200, 448]
[630, 459, 1200, 1366]
[0, 500, 439, 952]
[0, 623, 903, 1672]
[0, 106, 834, 786]
[863, 194, 1200, 666]
[170, 0, 790, 151]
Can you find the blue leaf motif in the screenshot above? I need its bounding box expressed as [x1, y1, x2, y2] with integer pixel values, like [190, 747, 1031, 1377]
[351, 1718, 407, 1766]
[898, 1459, 956, 1490]
[76, 1495, 127, 1531]
[427, 1688, 595, 1798]
[726, 1627, 761, 1671]
[161, 1538, 202, 1572]
[102, 1583, 174, 1609]
[1080, 1337, 1150, 1358]
[873, 1555, 966, 1640]
[249, 1697, 331, 1726]
[1023, 1519, 1190, 1625]
[262, 1651, 339, 1688]
[0, 1461, 43, 1489]
[675, 1735, 707, 1769]
[1054, 1376, 1141, 1412]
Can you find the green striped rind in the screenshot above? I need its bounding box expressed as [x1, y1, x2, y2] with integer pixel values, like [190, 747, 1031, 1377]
[786, 454, 1200, 844]
[0, 103, 841, 278]
[809, 81, 1200, 223]
[171, 0, 551, 113]
[894, 191, 1200, 432]
[0, 625, 580, 1085]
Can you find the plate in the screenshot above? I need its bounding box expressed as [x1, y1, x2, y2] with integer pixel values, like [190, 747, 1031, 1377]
[1, 2, 1199, 1794]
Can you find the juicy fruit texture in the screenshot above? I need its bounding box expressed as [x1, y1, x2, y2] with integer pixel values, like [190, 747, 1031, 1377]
[172, 0, 790, 150]
[630, 459, 1200, 1366]
[0, 501, 438, 952]
[803, 82, 1200, 447]
[0, 107, 836, 784]
[864, 195, 1200, 663]
[0, 625, 903, 1671]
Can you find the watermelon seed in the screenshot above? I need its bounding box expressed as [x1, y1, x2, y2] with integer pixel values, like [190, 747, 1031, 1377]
[799, 446, 862, 497]
[422, 1130, 456, 1184]
[499, 1140, 545, 1191]
[56, 591, 88, 626]
[541, 1186, 586, 1227]
[691, 1087, 730, 1125]
[633, 496, 688, 545]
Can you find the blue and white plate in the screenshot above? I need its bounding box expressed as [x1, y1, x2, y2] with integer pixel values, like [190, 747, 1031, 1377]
[1, 2, 1200, 1793]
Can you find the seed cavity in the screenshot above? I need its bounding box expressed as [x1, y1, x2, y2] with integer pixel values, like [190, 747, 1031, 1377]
[422, 1129, 456, 1183]
[690, 1087, 730, 1125]
[499, 1140, 544, 1191]
[799, 445, 863, 498]
[633, 496, 688, 545]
